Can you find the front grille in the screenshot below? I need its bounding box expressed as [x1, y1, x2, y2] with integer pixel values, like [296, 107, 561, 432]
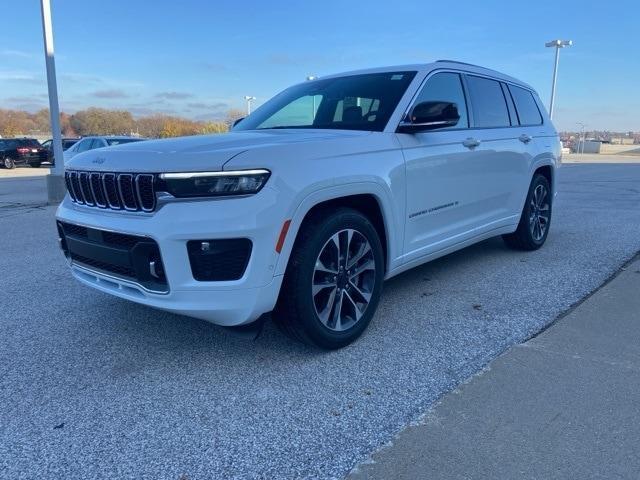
[58, 221, 168, 292]
[65, 170, 156, 212]
[70, 252, 136, 277]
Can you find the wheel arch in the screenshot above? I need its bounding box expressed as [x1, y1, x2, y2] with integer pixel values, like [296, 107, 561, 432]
[274, 184, 399, 277]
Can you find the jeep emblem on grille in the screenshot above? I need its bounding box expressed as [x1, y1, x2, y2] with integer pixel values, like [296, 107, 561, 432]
[92, 157, 106, 164]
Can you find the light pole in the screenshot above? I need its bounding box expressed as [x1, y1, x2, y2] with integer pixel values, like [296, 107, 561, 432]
[40, 0, 65, 203]
[545, 39, 572, 120]
[577, 122, 586, 155]
[244, 96, 256, 115]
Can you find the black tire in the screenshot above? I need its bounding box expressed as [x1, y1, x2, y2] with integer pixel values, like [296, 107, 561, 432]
[3, 157, 15, 169]
[503, 173, 552, 250]
[29, 162, 42, 168]
[274, 207, 385, 349]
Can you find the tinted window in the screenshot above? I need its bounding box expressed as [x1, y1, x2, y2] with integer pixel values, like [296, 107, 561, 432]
[62, 139, 78, 149]
[75, 139, 93, 153]
[466, 75, 511, 128]
[235, 71, 417, 132]
[412, 72, 468, 129]
[508, 85, 543, 125]
[501, 83, 518, 126]
[18, 139, 40, 147]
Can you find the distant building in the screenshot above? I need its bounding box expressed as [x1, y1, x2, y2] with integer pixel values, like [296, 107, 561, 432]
[609, 137, 635, 145]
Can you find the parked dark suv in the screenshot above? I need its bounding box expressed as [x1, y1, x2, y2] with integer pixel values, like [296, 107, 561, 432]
[0, 138, 46, 169]
[39, 138, 80, 166]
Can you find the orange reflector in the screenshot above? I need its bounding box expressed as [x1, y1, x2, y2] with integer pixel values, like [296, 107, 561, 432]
[275, 219, 291, 253]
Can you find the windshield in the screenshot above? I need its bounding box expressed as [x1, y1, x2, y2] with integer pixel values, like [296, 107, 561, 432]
[106, 138, 143, 146]
[234, 71, 416, 132]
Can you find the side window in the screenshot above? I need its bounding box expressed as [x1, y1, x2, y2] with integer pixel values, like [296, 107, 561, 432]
[508, 85, 543, 126]
[412, 72, 468, 129]
[75, 139, 93, 153]
[465, 75, 511, 128]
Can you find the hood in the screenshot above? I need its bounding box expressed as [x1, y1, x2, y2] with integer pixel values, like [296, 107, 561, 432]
[65, 129, 370, 172]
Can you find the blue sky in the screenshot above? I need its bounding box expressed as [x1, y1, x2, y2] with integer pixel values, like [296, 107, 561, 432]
[1, 0, 638, 131]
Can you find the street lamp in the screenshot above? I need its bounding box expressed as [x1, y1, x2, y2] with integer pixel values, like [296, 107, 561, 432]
[40, 0, 65, 203]
[244, 96, 256, 115]
[545, 39, 573, 120]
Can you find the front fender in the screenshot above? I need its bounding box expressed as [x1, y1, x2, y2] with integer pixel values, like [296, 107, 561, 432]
[273, 181, 402, 277]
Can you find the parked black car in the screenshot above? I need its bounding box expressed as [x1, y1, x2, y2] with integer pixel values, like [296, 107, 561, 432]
[39, 138, 80, 166]
[0, 138, 46, 169]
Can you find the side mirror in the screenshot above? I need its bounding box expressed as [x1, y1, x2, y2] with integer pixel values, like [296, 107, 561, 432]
[232, 117, 245, 128]
[398, 101, 460, 133]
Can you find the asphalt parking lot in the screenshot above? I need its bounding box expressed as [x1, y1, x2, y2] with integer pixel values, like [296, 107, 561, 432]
[1, 158, 640, 479]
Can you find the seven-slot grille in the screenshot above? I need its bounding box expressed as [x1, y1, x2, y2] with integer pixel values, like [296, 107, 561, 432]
[64, 170, 156, 212]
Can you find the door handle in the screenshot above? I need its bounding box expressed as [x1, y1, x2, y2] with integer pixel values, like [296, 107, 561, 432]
[519, 134, 533, 144]
[463, 138, 481, 149]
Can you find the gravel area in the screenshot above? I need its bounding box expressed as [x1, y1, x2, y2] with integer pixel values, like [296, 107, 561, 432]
[1, 163, 639, 479]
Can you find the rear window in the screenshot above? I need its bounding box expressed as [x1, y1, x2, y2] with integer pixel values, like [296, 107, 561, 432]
[18, 139, 41, 147]
[508, 85, 543, 126]
[465, 75, 511, 128]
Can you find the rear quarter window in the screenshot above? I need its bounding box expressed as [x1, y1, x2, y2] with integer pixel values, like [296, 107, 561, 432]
[508, 85, 543, 125]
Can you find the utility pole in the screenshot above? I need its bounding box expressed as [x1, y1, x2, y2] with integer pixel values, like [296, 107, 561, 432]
[40, 0, 65, 203]
[545, 39, 573, 120]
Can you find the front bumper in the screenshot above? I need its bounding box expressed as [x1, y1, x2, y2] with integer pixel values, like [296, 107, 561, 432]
[55, 187, 286, 326]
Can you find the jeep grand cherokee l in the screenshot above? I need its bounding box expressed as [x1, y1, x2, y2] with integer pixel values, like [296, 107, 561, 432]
[56, 61, 560, 349]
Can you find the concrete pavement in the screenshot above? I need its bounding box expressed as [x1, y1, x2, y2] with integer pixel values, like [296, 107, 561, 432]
[1, 159, 640, 479]
[349, 256, 640, 480]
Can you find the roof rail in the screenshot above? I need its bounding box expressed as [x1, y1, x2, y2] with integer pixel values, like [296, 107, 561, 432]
[435, 59, 485, 69]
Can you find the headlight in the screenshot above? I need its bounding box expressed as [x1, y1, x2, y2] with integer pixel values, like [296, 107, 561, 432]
[158, 169, 270, 197]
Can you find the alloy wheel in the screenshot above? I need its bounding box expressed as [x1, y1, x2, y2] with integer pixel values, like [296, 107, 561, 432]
[529, 184, 550, 241]
[311, 228, 376, 332]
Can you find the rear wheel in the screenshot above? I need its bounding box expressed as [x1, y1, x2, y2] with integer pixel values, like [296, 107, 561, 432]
[274, 208, 384, 349]
[503, 173, 552, 250]
[3, 157, 15, 169]
[29, 162, 42, 168]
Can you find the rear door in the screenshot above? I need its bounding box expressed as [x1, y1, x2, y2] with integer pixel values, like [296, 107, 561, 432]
[505, 83, 547, 201]
[463, 74, 529, 222]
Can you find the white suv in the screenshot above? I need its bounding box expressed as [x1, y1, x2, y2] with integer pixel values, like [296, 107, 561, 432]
[56, 61, 560, 349]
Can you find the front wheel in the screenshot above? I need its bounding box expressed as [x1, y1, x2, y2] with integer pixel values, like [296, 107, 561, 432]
[3, 157, 15, 169]
[503, 173, 552, 250]
[29, 162, 42, 168]
[274, 208, 385, 349]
